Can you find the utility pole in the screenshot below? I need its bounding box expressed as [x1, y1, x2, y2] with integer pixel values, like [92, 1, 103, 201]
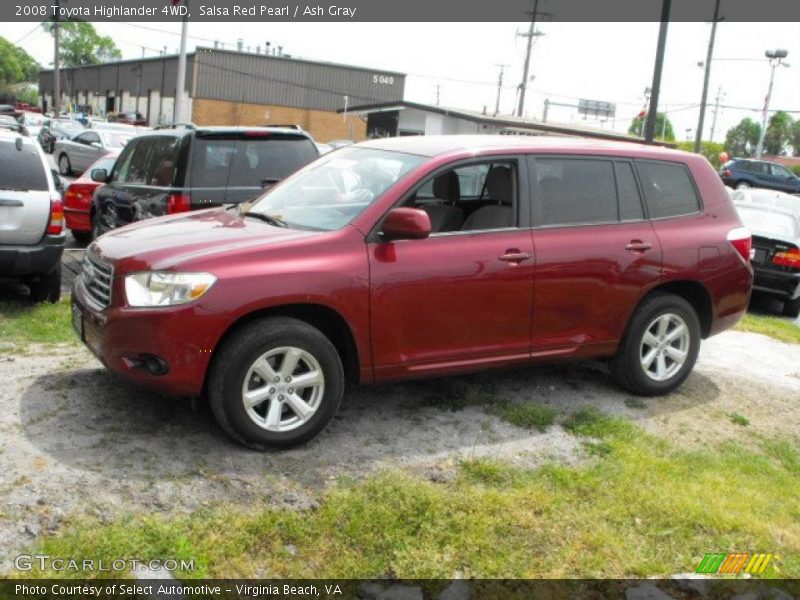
[173, 0, 189, 124]
[516, 0, 547, 117]
[435, 84, 441, 106]
[755, 49, 789, 158]
[644, 0, 671, 144]
[494, 64, 507, 116]
[52, 0, 60, 117]
[709, 86, 723, 142]
[694, 0, 722, 153]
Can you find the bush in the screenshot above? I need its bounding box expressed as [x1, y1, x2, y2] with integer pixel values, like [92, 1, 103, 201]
[675, 141, 726, 169]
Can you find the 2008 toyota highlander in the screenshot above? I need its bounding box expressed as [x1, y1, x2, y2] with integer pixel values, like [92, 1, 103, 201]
[72, 136, 753, 448]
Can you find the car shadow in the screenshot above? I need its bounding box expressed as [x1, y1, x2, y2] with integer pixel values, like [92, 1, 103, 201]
[18, 358, 720, 487]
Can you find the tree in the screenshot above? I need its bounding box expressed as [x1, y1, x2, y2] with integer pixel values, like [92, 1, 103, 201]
[763, 111, 793, 156]
[0, 36, 40, 84]
[724, 118, 760, 158]
[676, 141, 725, 169]
[42, 21, 121, 67]
[792, 120, 800, 157]
[628, 112, 675, 141]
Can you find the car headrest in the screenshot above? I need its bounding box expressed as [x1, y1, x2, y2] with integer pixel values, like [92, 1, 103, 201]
[486, 166, 513, 205]
[433, 171, 460, 204]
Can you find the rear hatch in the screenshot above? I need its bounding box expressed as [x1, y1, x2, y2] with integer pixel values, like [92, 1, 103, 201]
[738, 205, 800, 273]
[188, 130, 319, 207]
[0, 137, 51, 245]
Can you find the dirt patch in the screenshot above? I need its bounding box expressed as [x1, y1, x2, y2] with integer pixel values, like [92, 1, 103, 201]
[0, 331, 797, 571]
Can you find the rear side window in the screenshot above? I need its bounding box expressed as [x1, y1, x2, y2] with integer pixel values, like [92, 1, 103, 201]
[636, 160, 700, 219]
[191, 137, 318, 189]
[111, 137, 181, 186]
[537, 158, 617, 226]
[0, 141, 48, 191]
[615, 162, 644, 221]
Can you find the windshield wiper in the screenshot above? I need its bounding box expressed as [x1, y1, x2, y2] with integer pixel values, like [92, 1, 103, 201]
[242, 211, 289, 228]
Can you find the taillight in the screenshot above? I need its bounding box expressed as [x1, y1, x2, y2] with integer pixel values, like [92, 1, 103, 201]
[727, 227, 751, 263]
[772, 249, 800, 269]
[722, 169, 732, 177]
[63, 183, 93, 208]
[166, 193, 191, 214]
[47, 197, 64, 235]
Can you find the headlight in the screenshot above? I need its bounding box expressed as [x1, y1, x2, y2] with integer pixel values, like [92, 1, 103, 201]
[124, 272, 217, 307]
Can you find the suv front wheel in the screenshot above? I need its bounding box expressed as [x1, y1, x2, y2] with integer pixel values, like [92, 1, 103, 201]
[208, 316, 344, 449]
[610, 292, 701, 396]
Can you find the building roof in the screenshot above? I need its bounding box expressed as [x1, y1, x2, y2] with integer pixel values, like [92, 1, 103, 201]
[357, 134, 688, 159]
[342, 100, 670, 146]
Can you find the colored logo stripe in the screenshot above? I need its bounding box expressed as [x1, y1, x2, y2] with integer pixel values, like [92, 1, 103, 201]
[696, 553, 773, 574]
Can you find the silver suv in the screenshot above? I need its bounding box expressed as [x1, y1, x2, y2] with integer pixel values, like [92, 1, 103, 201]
[0, 130, 65, 302]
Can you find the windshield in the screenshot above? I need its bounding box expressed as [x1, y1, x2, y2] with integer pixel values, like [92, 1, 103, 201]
[24, 114, 44, 126]
[54, 121, 83, 134]
[245, 146, 426, 231]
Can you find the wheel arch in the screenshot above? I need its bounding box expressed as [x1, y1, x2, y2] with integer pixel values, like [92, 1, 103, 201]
[641, 280, 713, 339]
[205, 303, 362, 395]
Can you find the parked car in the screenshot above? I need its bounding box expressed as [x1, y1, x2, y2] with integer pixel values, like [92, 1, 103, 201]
[732, 188, 800, 317]
[328, 139, 354, 149]
[72, 136, 753, 448]
[0, 130, 65, 302]
[62, 150, 120, 245]
[720, 158, 800, 194]
[107, 111, 147, 126]
[55, 129, 132, 176]
[90, 125, 319, 236]
[0, 114, 23, 134]
[19, 112, 46, 139]
[38, 119, 85, 153]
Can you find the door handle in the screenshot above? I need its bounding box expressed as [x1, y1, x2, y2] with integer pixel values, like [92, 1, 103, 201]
[499, 251, 532, 263]
[625, 241, 652, 252]
[0, 199, 24, 207]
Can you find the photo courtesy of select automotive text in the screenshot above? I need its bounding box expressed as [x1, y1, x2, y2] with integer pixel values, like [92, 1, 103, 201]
[1, 0, 799, 597]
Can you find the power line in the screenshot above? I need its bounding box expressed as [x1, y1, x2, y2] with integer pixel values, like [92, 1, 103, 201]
[13, 23, 42, 45]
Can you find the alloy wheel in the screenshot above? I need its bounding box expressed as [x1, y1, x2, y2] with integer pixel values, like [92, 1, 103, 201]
[639, 313, 690, 382]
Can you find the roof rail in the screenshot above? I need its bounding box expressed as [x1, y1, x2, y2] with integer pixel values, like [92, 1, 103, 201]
[153, 122, 196, 130]
[266, 124, 303, 130]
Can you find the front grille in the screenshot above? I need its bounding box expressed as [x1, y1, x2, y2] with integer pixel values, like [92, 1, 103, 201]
[82, 251, 114, 308]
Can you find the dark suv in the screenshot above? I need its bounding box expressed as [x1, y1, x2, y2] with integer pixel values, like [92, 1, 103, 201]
[720, 158, 800, 194]
[73, 136, 753, 448]
[90, 125, 319, 236]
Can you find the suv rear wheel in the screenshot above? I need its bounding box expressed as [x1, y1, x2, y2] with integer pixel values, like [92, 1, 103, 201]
[735, 180, 751, 189]
[58, 153, 72, 176]
[610, 292, 701, 396]
[27, 264, 62, 304]
[208, 316, 344, 449]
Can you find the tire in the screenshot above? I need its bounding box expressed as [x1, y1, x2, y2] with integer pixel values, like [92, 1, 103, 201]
[735, 180, 751, 189]
[783, 297, 800, 319]
[47, 139, 54, 154]
[71, 229, 93, 246]
[208, 316, 345, 449]
[28, 264, 62, 304]
[58, 153, 72, 176]
[610, 292, 701, 396]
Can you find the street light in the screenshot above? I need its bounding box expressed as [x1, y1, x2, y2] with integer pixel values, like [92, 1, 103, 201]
[755, 48, 790, 158]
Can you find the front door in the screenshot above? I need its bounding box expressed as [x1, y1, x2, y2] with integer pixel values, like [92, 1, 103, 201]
[368, 158, 535, 380]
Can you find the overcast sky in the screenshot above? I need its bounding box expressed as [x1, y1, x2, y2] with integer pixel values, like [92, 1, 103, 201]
[7, 21, 800, 144]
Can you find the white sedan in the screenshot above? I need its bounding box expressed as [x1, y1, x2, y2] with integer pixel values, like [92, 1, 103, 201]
[54, 129, 132, 176]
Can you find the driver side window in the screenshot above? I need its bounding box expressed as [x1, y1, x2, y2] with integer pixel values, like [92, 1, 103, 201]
[403, 161, 518, 234]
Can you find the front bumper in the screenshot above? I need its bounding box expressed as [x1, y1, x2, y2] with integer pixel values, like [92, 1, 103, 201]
[0, 234, 65, 277]
[752, 266, 800, 300]
[72, 278, 221, 397]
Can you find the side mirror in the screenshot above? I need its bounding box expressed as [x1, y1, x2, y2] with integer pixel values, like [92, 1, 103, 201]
[91, 168, 108, 183]
[381, 207, 431, 241]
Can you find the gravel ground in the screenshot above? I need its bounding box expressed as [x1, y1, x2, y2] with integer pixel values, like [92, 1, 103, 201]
[1, 327, 799, 572]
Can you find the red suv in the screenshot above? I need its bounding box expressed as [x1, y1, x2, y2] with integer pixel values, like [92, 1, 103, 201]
[72, 136, 753, 448]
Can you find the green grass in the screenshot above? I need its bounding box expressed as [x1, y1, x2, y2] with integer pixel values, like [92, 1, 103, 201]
[735, 314, 800, 345]
[728, 412, 750, 427]
[24, 414, 800, 579]
[424, 379, 558, 432]
[0, 299, 76, 346]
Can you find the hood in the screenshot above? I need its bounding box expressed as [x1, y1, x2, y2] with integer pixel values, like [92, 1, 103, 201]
[91, 208, 320, 270]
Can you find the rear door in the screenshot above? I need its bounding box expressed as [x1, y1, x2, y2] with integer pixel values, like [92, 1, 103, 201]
[0, 138, 52, 245]
[529, 156, 663, 357]
[768, 164, 800, 193]
[188, 133, 319, 208]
